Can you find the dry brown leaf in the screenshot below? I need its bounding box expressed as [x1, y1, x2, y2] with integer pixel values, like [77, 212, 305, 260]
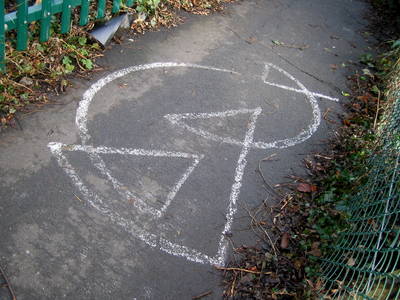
[297, 183, 317, 193]
[280, 232, 290, 249]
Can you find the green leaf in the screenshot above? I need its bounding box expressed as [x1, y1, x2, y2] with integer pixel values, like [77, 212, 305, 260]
[78, 37, 87, 46]
[370, 85, 380, 95]
[79, 49, 89, 56]
[36, 44, 45, 52]
[65, 64, 75, 74]
[392, 39, 400, 49]
[62, 56, 72, 65]
[81, 59, 93, 70]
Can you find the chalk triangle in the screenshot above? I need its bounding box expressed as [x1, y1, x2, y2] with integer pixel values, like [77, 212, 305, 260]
[262, 63, 302, 89]
[164, 108, 261, 146]
[49, 143, 202, 218]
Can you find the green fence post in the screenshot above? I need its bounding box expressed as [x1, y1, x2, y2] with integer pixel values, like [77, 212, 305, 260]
[61, 0, 73, 34]
[0, 0, 5, 72]
[112, 0, 122, 14]
[16, 0, 28, 51]
[40, 0, 52, 42]
[79, 0, 90, 26]
[97, 0, 106, 19]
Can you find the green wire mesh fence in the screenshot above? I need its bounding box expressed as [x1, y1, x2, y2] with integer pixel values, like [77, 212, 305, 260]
[320, 94, 400, 299]
[1, 0, 135, 72]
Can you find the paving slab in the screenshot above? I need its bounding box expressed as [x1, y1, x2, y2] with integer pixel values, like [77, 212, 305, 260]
[0, 0, 370, 299]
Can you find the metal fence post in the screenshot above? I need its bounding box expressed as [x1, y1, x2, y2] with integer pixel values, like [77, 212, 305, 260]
[16, 0, 28, 51]
[61, 0, 73, 34]
[97, 0, 106, 18]
[112, 0, 121, 14]
[40, 0, 52, 42]
[79, 0, 90, 26]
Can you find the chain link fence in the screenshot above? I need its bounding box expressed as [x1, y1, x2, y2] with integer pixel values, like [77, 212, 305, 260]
[320, 87, 400, 299]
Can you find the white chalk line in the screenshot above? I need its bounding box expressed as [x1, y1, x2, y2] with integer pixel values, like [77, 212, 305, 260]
[164, 108, 256, 148]
[76, 63, 240, 246]
[48, 142, 218, 265]
[49, 61, 340, 266]
[52, 143, 203, 218]
[256, 63, 323, 149]
[164, 63, 338, 151]
[262, 64, 339, 102]
[49, 63, 241, 266]
[76, 62, 240, 145]
[214, 107, 262, 265]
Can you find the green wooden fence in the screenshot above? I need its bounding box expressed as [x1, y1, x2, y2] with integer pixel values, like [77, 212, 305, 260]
[0, 0, 134, 72]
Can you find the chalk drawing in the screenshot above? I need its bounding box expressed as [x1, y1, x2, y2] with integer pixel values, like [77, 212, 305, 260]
[49, 62, 339, 266]
[215, 107, 261, 264]
[164, 108, 257, 147]
[262, 64, 339, 102]
[165, 63, 338, 150]
[50, 144, 203, 218]
[48, 142, 217, 265]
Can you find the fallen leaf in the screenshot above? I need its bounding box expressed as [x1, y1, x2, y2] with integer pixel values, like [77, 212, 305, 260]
[347, 257, 356, 266]
[272, 40, 283, 46]
[280, 232, 290, 249]
[246, 37, 257, 44]
[308, 242, 322, 257]
[297, 183, 317, 193]
[330, 64, 338, 70]
[343, 119, 351, 126]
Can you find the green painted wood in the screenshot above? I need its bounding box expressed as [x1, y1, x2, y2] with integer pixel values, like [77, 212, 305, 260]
[79, 0, 90, 26]
[40, 0, 52, 42]
[0, 0, 5, 72]
[61, 0, 73, 34]
[112, 0, 121, 14]
[16, 0, 29, 51]
[97, 0, 106, 19]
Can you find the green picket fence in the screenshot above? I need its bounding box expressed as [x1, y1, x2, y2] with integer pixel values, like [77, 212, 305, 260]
[0, 0, 134, 72]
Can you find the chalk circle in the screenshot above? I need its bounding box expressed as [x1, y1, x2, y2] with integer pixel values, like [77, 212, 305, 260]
[76, 62, 323, 150]
[50, 62, 329, 266]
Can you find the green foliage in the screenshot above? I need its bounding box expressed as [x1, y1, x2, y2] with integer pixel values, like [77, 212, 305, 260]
[136, 0, 161, 14]
[62, 56, 75, 73]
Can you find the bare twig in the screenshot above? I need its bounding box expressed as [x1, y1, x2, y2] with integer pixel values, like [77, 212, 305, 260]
[0, 264, 17, 300]
[373, 89, 381, 130]
[192, 291, 212, 299]
[257, 154, 282, 198]
[216, 266, 273, 275]
[73, 193, 83, 202]
[272, 40, 310, 50]
[8, 79, 34, 93]
[242, 204, 278, 256]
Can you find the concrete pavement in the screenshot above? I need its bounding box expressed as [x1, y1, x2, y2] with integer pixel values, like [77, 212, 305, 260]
[0, 0, 370, 298]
